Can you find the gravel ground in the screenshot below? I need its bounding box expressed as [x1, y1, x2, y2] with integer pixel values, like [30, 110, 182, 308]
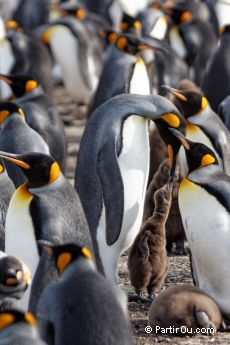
[53, 85, 230, 345]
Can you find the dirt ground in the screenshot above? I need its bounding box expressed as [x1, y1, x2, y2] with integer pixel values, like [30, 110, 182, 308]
[53, 85, 230, 345]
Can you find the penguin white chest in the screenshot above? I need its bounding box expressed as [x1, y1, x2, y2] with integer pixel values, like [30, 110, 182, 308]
[5, 185, 39, 309]
[179, 179, 230, 314]
[0, 39, 14, 100]
[49, 26, 90, 103]
[129, 58, 150, 95]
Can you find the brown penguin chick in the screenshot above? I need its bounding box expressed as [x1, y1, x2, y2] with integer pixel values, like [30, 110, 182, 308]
[148, 123, 168, 186]
[148, 284, 224, 335]
[128, 184, 171, 299]
[143, 159, 186, 255]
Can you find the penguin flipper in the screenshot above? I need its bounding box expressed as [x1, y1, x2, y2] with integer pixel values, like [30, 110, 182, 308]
[97, 146, 124, 246]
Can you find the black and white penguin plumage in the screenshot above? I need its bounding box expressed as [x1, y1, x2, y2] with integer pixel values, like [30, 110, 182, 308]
[0, 151, 92, 314]
[0, 160, 15, 251]
[0, 310, 46, 345]
[0, 102, 50, 188]
[0, 251, 30, 311]
[163, 86, 230, 175]
[202, 25, 230, 113]
[41, 16, 102, 105]
[38, 242, 134, 345]
[0, 73, 67, 172]
[219, 95, 230, 131]
[75, 94, 186, 282]
[89, 33, 165, 114]
[171, 129, 230, 317]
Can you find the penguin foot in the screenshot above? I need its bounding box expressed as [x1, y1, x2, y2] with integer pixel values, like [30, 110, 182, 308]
[128, 292, 149, 303]
[195, 311, 216, 334]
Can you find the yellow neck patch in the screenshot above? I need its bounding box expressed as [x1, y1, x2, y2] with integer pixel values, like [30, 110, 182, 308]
[180, 178, 196, 191]
[186, 121, 199, 134]
[201, 154, 215, 167]
[25, 80, 38, 94]
[57, 252, 72, 274]
[49, 162, 60, 184]
[160, 113, 180, 128]
[24, 312, 37, 326]
[41, 27, 56, 43]
[201, 96, 208, 111]
[0, 165, 4, 173]
[167, 144, 173, 167]
[0, 314, 15, 330]
[16, 184, 33, 202]
[116, 37, 127, 50]
[82, 247, 93, 260]
[6, 21, 18, 30]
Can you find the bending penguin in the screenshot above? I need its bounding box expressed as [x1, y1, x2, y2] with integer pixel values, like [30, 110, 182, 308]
[37, 242, 134, 345]
[0, 151, 92, 314]
[171, 128, 230, 317]
[75, 93, 186, 283]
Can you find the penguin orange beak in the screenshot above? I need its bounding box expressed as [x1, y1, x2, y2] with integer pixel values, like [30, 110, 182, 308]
[169, 128, 190, 150]
[0, 152, 30, 169]
[0, 74, 12, 85]
[161, 85, 188, 101]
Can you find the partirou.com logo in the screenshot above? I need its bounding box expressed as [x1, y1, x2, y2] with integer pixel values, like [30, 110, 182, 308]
[145, 325, 216, 335]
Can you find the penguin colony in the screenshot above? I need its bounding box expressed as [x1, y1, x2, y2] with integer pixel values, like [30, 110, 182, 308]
[0, 0, 229, 344]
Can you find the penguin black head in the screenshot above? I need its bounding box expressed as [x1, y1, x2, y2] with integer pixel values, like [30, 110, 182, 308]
[119, 13, 142, 35]
[0, 255, 30, 297]
[0, 310, 36, 330]
[38, 241, 93, 274]
[170, 128, 218, 172]
[0, 74, 39, 98]
[161, 85, 208, 118]
[115, 33, 165, 55]
[0, 152, 60, 189]
[220, 24, 230, 36]
[0, 102, 24, 125]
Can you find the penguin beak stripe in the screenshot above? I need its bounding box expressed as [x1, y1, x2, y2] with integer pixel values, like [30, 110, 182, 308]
[161, 85, 187, 101]
[0, 75, 12, 85]
[169, 128, 190, 150]
[0, 155, 30, 170]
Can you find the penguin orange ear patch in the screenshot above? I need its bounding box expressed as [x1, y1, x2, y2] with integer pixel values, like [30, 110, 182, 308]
[6, 21, 18, 30]
[181, 11, 192, 23]
[0, 110, 10, 124]
[134, 21, 142, 30]
[0, 165, 4, 173]
[201, 97, 208, 111]
[57, 252, 72, 274]
[0, 314, 15, 330]
[116, 37, 127, 50]
[82, 247, 93, 260]
[49, 162, 60, 184]
[201, 154, 215, 167]
[108, 32, 118, 44]
[25, 80, 38, 94]
[160, 113, 180, 128]
[76, 8, 86, 20]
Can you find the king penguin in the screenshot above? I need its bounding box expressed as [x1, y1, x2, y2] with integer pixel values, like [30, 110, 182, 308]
[0, 73, 67, 172]
[75, 93, 186, 283]
[37, 241, 134, 345]
[0, 251, 30, 310]
[0, 159, 15, 251]
[0, 102, 50, 188]
[0, 151, 92, 314]
[171, 128, 230, 317]
[0, 310, 47, 345]
[162, 85, 230, 176]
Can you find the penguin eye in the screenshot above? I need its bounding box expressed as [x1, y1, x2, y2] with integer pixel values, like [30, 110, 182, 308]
[200, 154, 215, 167]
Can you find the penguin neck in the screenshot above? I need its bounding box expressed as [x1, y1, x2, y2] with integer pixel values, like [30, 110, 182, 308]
[28, 173, 64, 195]
[0, 323, 38, 341]
[1, 113, 26, 129]
[62, 257, 96, 280]
[16, 86, 44, 102]
[188, 104, 212, 124]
